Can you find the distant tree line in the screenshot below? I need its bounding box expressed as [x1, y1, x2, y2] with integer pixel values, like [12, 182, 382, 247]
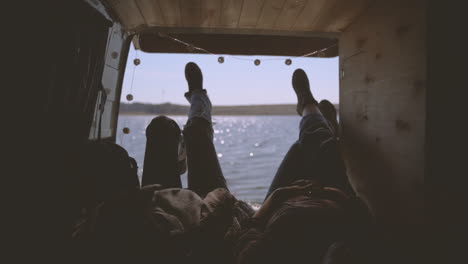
[120, 102, 338, 116]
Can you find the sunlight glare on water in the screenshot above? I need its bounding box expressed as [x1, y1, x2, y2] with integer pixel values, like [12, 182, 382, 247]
[117, 115, 301, 203]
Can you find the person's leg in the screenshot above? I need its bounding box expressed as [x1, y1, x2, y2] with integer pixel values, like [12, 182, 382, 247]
[182, 62, 227, 197]
[319, 99, 339, 138]
[265, 69, 353, 199]
[141, 115, 182, 188]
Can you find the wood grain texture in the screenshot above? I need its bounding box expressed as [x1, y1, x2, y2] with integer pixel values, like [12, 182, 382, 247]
[219, 0, 244, 27]
[296, 0, 371, 32]
[158, 0, 182, 26]
[107, 0, 146, 29]
[339, 0, 425, 234]
[180, 0, 202, 26]
[256, 0, 286, 29]
[274, 0, 307, 30]
[105, 0, 370, 33]
[238, 0, 266, 28]
[135, 0, 165, 26]
[200, 0, 221, 27]
[292, 0, 328, 30]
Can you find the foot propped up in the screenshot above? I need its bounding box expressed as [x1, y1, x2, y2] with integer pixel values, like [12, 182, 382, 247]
[184, 62, 206, 100]
[292, 69, 318, 116]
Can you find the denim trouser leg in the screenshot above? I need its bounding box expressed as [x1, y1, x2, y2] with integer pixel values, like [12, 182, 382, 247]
[183, 90, 228, 197]
[141, 116, 182, 188]
[265, 113, 354, 200]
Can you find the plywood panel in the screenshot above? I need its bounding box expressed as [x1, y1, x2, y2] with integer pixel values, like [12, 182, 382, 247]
[219, 0, 244, 27]
[106, 0, 370, 33]
[200, 0, 222, 27]
[292, 0, 370, 32]
[238, 0, 266, 28]
[107, 0, 146, 29]
[135, 0, 166, 26]
[274, 0, 307, 30]
[158, 0, 182, 26]
[316, 0, 371, 32]
[180, 0, 202, 26]
[255, 0, 285, 29]
[292, 0, 328, 30]
[339, 0, 425, 242]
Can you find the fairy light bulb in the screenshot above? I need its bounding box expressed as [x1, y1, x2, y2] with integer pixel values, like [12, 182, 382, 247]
[254, 59, 261, 66]
[133, 58, 141, 66]
[285, 59, 292, 65]
[126, 94, 133, 101]
[218, 56, 224, 63]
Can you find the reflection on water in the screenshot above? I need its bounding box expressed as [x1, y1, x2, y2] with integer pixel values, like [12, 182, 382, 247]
[117, 115, 301, 203]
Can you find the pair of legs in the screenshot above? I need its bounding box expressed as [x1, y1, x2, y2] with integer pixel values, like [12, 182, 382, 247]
[266, 69, 354, 199]
[141, 62, 353, 200]
[141, 63, 227, 198]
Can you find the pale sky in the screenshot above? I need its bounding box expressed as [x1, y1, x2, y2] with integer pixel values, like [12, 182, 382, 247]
[121, 44, 339, 106]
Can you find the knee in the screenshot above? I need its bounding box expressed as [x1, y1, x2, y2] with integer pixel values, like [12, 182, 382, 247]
[146, 116, 180, 139]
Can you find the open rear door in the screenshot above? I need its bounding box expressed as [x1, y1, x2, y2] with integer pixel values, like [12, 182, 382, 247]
[87, 2, 131, 141]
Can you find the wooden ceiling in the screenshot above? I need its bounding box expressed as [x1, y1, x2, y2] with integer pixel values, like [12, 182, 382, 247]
[106, 0, 370, 33]
[104, 0, 371, 56]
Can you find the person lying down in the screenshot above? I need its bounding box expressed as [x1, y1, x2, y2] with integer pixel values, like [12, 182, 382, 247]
[72, 62, 372, 264]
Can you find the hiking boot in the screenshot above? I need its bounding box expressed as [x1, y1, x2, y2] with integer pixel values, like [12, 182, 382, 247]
[292, 69, 318, 116]
[318, 99, 339, 137]
[184, 62, 206, 99]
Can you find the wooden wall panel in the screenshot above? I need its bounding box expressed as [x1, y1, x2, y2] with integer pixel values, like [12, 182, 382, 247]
[339, 0, 425, 246]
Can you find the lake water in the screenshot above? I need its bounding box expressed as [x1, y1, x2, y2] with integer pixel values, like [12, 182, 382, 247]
[117, 115, 302, 203]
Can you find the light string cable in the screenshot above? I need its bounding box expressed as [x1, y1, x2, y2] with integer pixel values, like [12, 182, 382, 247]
[159, 32, 338, 64]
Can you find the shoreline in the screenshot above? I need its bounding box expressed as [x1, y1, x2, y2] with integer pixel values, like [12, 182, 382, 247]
[119, 102, 339, 116]
[119, 112, 298, 116]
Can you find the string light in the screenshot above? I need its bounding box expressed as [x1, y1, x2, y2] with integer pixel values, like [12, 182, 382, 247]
[121, 48, 140, 144]
[155, 32, 338, 66]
